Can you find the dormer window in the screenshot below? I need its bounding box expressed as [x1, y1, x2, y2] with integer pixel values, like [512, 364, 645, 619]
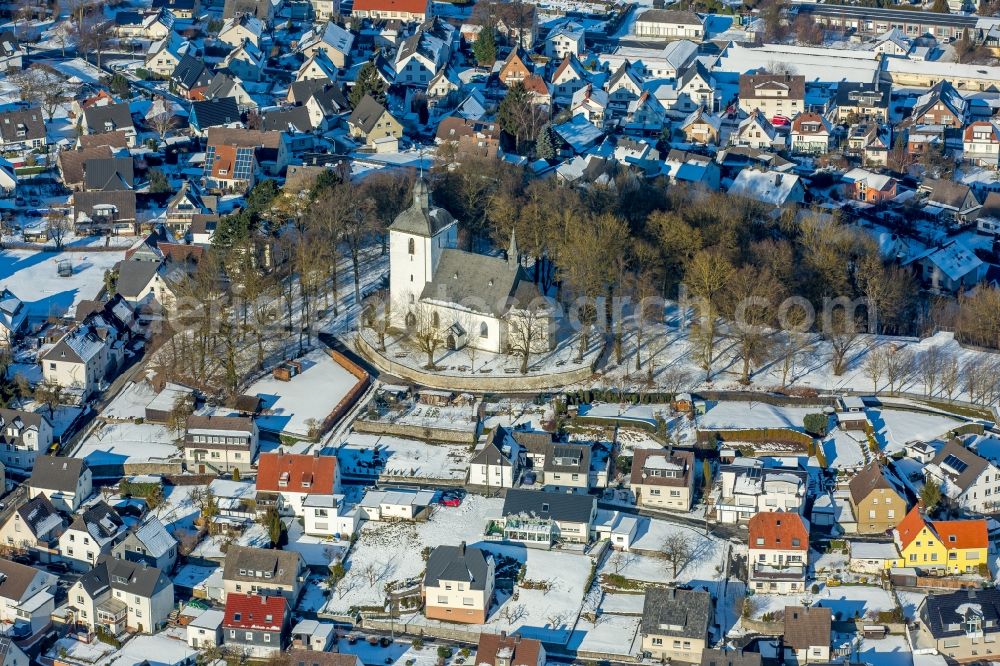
[278, 471, 289, 487]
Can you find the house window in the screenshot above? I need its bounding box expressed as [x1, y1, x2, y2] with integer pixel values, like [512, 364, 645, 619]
[462, 597, 474, 606]
[246, 632, 253, 640]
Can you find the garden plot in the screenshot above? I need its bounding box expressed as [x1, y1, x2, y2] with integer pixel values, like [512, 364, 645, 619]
[382, 402, 481, 434]
[746, 583, 894, 622]
[248, 348, 363, 438]
[73, 421, 180, 468]
[868, 409, 963, 455]
[336, 638, 464, 666]
[699, 401, 819, 432]
[569, 610, 642, 658]
[284, 519, 348, 568]
[855, 635, 913, 666]
[152, 484, 201, 537]
[0, 247, 125, 320]
[334, 433, 472, 481]
[822, 429, 868, 470]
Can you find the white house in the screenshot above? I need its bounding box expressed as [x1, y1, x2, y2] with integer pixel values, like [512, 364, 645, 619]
[222, 41, 265, 82]
[186, 609, 223, 649]
[29, 456, 93, 513]
[633, 9, 704, 40]
[0, 408, 53, 473]
[963, 121, 1000, 167]
[57, 501, 127, 571]
[906, 240, 986, 295]
[924, 441, 1000, 514]
[299, 21, 354, 68]
[0, 559, 57, 638]
[552, 54, 588, 104]
[731, 111, 779, 151]
[302, 494, 359, 538]
[714, 458, 808, 524]
[255, 451, 340, 517]
[218, 14, 264, 48]
[545, 21, 585, 60]
[358, 487, 436, 521]
[40, 312, 128, 398]
[68, 556, 174, 635]
[468, 427, 521, 488]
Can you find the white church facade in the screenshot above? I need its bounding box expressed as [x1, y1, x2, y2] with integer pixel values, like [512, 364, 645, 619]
[388, 179, 553, 355]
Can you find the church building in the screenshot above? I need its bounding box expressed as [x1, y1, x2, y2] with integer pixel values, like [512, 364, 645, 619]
[388, 179, 552, 355]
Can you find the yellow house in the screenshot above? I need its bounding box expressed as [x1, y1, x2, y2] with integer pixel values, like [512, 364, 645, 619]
[894, 505, 988, 574]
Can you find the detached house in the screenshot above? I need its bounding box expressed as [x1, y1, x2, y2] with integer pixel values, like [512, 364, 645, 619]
[203, 127, 289, 191]
[0, 559, 58, 638]
[0, 495, 66, 562]
[783, 606, 831, 665]
[640, 587, 713, 663]
[911, 80, 967, 128]
[922, 180, 981, 226]
[731, 111, 779, 151]
[218, 14, 265, 49]
[300, 22, 354, 68]
[68, 556, 174, 635]
[963, 121, 1000, 167]
[222, 593, 289, 659]
[894, 505, 988, 574]
[606, 62, 643, 113]
[468, 426, 521, 488]
[633, 9, 704, 40]
[41, 312, 128, 397]
[631, 448, 695, 512]
[222, 545, 306, 603]
[256, 451, 340, 516]
[545, 21, 585, 60]
[747, 511, 809, 594]
[847, 462, 906, 534]
[738, 73, 805, 122]
[842, 168, 897, 204]
[183, 415, 259, 474]
[714, 458, 807, 524]
[907, 239, 985, 294]
[29, 455, 93, 513]
[347, 95, 403, 146]
[498, 489, 596, 546]
[790, 113, 832, 155]
[915, 588, 1000, 662]
[112, 516, 178, 573]
[81, 103, 137, 147]
[831, 81, 890, 123]
[680, 109, 720, 145]
[727, 169, 805, 208]
[422, 542, 495, 624]
[476, 633, 545, 666]
[924, 440, 1000, 514]
[552, 54, 588, 104]
[57, 501, 127, 570]
[0, 408, 53, 473]
[0, 107, 46, 151]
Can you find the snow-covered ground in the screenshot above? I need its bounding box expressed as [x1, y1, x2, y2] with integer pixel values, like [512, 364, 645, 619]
[0, 247, 125, 321]
[333, 432, 472, 481]
[855, 635, 913, 666]
[336, 637, 466, 666]
[248, 347, 364, 437]
[869, 409, 964, 455]
[74, 421, 180, 468]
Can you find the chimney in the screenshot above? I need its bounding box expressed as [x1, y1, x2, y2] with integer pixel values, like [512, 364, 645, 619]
[459, 541, 466, 555]
[500, 630, 507, 639]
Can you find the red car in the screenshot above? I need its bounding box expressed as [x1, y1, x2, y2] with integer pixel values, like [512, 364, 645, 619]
[440, 496, 462, 507]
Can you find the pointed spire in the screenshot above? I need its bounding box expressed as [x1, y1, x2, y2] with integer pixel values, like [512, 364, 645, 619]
[508, 228, 518, 270]
[413, 176, 429, 211]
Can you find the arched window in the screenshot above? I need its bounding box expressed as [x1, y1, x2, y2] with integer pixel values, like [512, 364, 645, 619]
[408, 294, 415, 304]
[479, 322, 489, 338]
[408, 238, 415, 254]
[432, 311, 440, 327]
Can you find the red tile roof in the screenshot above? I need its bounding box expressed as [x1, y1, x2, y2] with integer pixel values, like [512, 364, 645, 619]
[353, 0, 428, 14]
[476, 633, 543, 666]
[223, 593, 288, 631]
[748, 512, 808, 551]
[256, 452, 338, 495]
[896, 505, 987, 550]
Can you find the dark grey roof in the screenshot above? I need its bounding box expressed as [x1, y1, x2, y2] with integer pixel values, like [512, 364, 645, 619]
[30, 455, 88, 494]
[348, 94, 391, 135]
[83, 156, 134, 192]
[641, 587, 713, 639]
[78, 555, 172, 599]
[920, 588, 1000, 639]
[0, 559, 44, 602]
[311, 83, 349, 115]
[471, 428, 514, 468]
[223, 545, 303, 587]
[0, 107, 45, 143]
[74, 190, 138, 223]
[115, 10, 144, 25]
[262, 105, 313, 133]
[172, 54, 214, 90]
[928, 440, 990, 492]
[83, 103, 134, 134]
[423, 543, 491, 590]
[636, 8, 703, 25]
[501, 489, 595, 523]
[388, 179, 454, 237]
[289, 78, 332, 104]
[15, 494, 64, 537]
[679, 60, 713, 90]
[419, 249, 542, 316]
[543, 443, 590, 474]
[0, 408, 49, 448]
[205, 72, 241, 101]
[834, 81, 890, 109]
[700, 648, 762, 666]
[191, 96, 241, 129]
[70, 500, 125, 541]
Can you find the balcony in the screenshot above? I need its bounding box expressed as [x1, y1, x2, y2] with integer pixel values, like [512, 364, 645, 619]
[96, 598, 127, 636]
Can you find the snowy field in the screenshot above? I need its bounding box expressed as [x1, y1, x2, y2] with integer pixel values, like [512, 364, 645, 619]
[74, 421, 180, 467]
[333, 432, 472, 481]
[750, 583, 895, 621]
[856, 636, 913, 666]
[699, 401, 820, 432]
[869, 409, 964, 455]
[0, 247, 125, 320]
[336, 637, 467, 666]
[248, 347, 364, 437]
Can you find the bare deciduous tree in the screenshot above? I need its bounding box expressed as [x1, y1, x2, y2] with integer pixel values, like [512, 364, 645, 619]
[406, 303, 444, 369]
[659, 532, 696, 578]
[504, 302, 549, 374]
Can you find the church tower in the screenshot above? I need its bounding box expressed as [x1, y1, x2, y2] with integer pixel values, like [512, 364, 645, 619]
[387, 178, 458, 321]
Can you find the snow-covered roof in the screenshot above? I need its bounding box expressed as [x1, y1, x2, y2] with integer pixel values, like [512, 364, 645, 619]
[727, 169, 802, 206]
[133, 516, 176, 558]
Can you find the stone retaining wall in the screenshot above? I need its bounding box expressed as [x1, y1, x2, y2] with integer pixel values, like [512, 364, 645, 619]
[353, 418, 479, 444]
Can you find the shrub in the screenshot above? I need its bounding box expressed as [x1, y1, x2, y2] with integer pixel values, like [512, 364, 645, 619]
[803, 413, 829, 437]
[811, 583, 820, 594]
[437, 646, 453, 660]
[412, 639, 424, 650]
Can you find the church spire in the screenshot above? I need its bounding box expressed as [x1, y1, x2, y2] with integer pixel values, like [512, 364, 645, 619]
[508, 228, 518, 270]
[413, 177, 429, 212]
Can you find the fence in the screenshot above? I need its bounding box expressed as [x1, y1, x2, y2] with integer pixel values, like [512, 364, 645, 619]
[317, 348, 371, 439]
[696, 427, 815, 449]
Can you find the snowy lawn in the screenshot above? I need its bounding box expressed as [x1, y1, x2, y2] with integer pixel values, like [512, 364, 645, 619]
[74, 421, 180, 467]
[333, 432, 472, 481]
[699, 401, 820, 432]
[0, 247, 125, 320]
[812, 584, 896, 621]
[897, 591, 927, 622]
[869, 409, 964, 455]
[284, 519, 348, 568]
[21, 402, 83, 438]
[336, 637, 463, 666]
[568, 609, 642, 657]
[248, 347, 364, 437]
[822, 429, 869, 470]
[856, 635, 913, 666]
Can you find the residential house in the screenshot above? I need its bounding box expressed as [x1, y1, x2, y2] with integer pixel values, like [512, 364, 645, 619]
[222, 0, 275, 22]
[300, 22, 353, 69]
[82, 156, 134, 192]
[640, 587, 713, 663]
[680, 109, 720, 145]
[222, 593, 289, 659]
[963, 121, 1000, 167]
[699, 649, 762, 666]
[790, 113, 832, 155]
[422, 542, 495, 624]
[29, 456, 93, 513]
[0, 559, 57, 637]
[571, 84, 609, 128]
[906, 239, 986, 294]
[552, 54, 588, 104]
[870, 28, 911, 57]
[40, 311, 128, 396]
[189, 97, 242, 135]
[152, 0, 199, 19]
[476, 633, 545, 666]
[910, 80, 967, 128]
[352, 0, 429, 22]
[0, 495, 65, 562]
[606, 62, 644, 113]
[205, 72, 256, 111]
[545, 21, 584, 60]
[0, 639, 29, 666]
[183, 415, 259, 474]
[747, 511, 808, 594]
[848, 541, 903, 573]
[599, 39, 697, 80]
[713, 458, 807, 524]
[541, 443, 591, 493]
[924, 440, 1000, 514]
[633, 9, 704, 40]
[72, 190, 138, 235]
[727, 169, 805, 207]
[113, 10, 172, 41]
[498, 47, 532, 87]
[0, 107, 46, 151]
[664, 150, 720, 189]
[262, 106, 316, 134]
[111, 516, 178, 573]
[783, 606, 831, 665]
[68, 556, 174, 635]
[831, 81, 890, 123]
[164, 180, 216, 232]
[58, 146, 114, 191]
[0, 290, 23, 348]
[296, 51, 342, 85]
[842, 168, 897, 204]
[493, 2, 538, 48]
[426, 66, 461, 100]
[81, 103, 137, 147]
[256, 451, 340, 516]
[147, 34, 188, 78]
[394, 21, 451, 86]
[203, 127, 289, 191]
[467, 426, 521, 488]
[358, 487, 436, 522]
[0, 408, 52, 473]
[731, 111, 779, 151]
[497, 489, 596, 546]
[915, 588, 1000, 662]
[222, 545, 306, 603]
[57, 501, 127, 571]
[186, 609, 223, 650]
[624, 92, 667, 135]
[347, 95, 403, 146]
[922, 180, 981, 226]
[895, 504, 988, 574]
[847, 123, 891, 166]
[847, 462, 907, 534]
[673, 61, 715, 114]
[631, 448, 695, 511]
[219, 14, 264, 49]
[977, 191, 1000, 235]
[738, 73, 805, 122]
[302, 495, 358, 538]
[222, 41, 265, 83]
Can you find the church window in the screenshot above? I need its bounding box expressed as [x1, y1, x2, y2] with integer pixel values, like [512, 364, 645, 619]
[432, 312, 440, 327]
[409, 294, 415, 304]
[480, 322, 489, 338]
[408, 238, 415, 254]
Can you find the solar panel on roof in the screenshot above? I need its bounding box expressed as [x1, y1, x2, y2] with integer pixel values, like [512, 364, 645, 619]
[942, 454, 968, 474]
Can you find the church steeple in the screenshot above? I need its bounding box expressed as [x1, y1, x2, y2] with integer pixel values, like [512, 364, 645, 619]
[413, 177, 430, 212]
[507, 228, 518, 270]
